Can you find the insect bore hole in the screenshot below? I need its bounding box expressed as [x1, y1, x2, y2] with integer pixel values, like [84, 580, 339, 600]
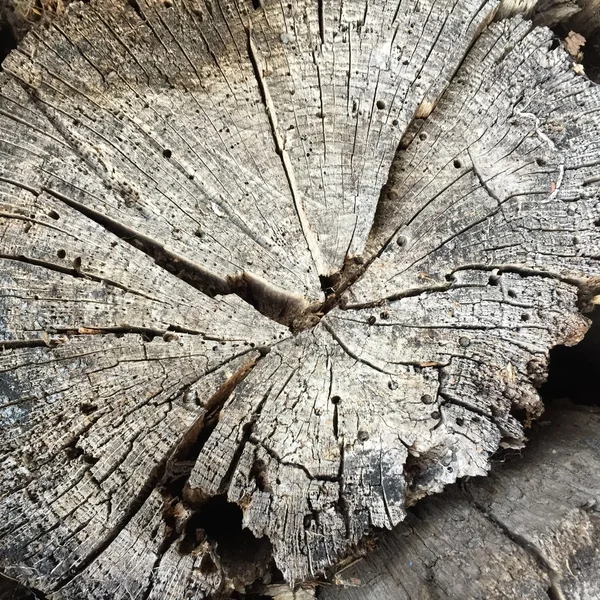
[357, 430, 370, 442]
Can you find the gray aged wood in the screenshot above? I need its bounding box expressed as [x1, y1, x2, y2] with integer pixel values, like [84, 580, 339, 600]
[0, 0, 599, 597]
[320, 405, 600, 600]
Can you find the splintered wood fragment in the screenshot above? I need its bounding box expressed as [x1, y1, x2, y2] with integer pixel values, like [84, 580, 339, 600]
[0, 0, 599, 598]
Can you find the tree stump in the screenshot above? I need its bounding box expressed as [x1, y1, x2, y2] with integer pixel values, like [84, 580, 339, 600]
[0, 0, 598, 597]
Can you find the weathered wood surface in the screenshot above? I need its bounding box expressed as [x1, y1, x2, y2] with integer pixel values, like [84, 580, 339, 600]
[0, 0, 599, 597]
[2, 404, 599, 599]
[321, 404, 600, 600]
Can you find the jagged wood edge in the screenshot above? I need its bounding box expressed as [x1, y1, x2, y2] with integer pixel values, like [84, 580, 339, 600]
[0, 2, 596, 596]
[319, 404, 600, 600]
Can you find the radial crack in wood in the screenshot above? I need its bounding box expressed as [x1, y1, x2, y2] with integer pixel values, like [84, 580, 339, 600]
[349, 17, 600, 306]
[185, 269, 587, 582]
[0, 0, 599, 598]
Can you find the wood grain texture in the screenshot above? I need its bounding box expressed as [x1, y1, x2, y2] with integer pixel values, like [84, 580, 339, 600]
[0, 0, 599, 597]
[320, 405, 600, 600]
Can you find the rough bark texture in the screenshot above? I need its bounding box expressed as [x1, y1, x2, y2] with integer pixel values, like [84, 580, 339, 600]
[320, 404, 600, 600]
[0, 0, 599, 597]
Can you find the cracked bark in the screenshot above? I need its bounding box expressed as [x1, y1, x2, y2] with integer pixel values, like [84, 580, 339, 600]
[0, 0, 599, 599]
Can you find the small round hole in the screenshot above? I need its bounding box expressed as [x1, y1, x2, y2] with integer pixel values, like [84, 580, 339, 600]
[331, 395, 341, 405]
[421, 394, 434, 404]
[162, 148, 172, 158]
[419, 132, 428, 141]
[367, 315, 377, 325]
[445, 273, 457, 283]
[397, 235, 407, 247]
[521, 313, 531, 322]
[536, 157, 546, 167]
[453, 159, 462, 169]
[376, 100, 386, 110]
[489, 275, 500, 286]
[57, 249, 66, 259]
[48, 210, 60, 220]
[507, 289, 517, 298]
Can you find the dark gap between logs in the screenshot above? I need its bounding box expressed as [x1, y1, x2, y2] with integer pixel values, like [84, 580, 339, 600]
[547, 19, 600, 84]
[0, 6, 17, 64]
[541, 307, 600, 407]
[0, 573, 48, 600]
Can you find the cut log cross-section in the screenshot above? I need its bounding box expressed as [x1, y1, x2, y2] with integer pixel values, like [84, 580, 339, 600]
[0, 0, 599, 598]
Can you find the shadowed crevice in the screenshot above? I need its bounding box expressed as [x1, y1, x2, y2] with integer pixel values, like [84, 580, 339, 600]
[0, 573, 47, 600]
[0, 5, 18, 65]
[541, 308, 600, 406]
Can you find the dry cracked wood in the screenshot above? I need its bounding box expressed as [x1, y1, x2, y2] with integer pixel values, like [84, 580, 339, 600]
[320, 404, 600, 600]
[0, 0, 599, 597]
